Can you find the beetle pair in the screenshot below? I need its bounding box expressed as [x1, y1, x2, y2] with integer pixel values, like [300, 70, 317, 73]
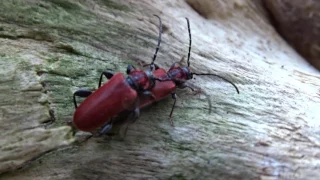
[72, 15, 239, 135]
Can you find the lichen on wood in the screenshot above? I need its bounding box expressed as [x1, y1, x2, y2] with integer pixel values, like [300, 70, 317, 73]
[0, 0, 320, 179]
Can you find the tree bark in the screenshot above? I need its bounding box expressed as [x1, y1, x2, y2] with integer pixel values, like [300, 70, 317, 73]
[0, 0, 319, 179]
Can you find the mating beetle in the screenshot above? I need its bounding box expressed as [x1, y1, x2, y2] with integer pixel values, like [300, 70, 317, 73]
[72, 15, 163, 134]
[138, 18, 239, 125]
[72, 16, 239, 135]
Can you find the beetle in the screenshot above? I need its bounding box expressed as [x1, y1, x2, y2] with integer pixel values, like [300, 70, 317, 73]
[72, 15, 163, 134]
[138, 18, 239, 126]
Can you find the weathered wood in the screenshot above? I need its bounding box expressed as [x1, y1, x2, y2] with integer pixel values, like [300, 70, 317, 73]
[263, 0, 320, 70]
[0, 0, 319, 179]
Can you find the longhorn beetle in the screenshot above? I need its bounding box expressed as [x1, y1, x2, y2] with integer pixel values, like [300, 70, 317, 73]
[139, 18, 239, 126]
[72, 15, 163, 134]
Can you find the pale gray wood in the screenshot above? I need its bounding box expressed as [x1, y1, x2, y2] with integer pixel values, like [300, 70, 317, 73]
[0, 0, 319, 179]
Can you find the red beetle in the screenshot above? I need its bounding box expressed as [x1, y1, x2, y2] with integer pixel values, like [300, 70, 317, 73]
[139, 68, 176, 108]
[138, 18, 239, 126]
[72, 15, 163, 134]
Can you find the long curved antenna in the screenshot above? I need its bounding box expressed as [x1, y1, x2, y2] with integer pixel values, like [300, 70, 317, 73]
[150, 15, 162, 71]
[185, 17, 191, 67]
[193, 73, 240, 94]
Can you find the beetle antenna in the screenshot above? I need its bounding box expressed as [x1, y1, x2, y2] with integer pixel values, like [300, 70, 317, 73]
[186, 17, 191, 67]
[193, 73, 240, 94]
[150, 15, 162, 71]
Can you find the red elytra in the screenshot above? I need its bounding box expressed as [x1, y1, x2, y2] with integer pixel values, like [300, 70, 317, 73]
[72, 15, 163, 133]
[72, 16, 239, 134]
[73, 73, 137, 132]
[139, 68, 176, 108]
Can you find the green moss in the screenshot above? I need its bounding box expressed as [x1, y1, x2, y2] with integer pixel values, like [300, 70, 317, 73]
[49, 0, 81, 10]
[42, 74, 72, 86]
[54, 43, 84, 56]
[0, 1, 46, 25]
[0, 0, 155, 62]
[99, 0, 130, 11]
[0, 0, 181, 175]
[0, 26, 54, 42]
[169, 174, 187, 180]
[17, 60, 34, 71]
[45, 56, 59, 64]
[0, 0, 160, 131]
[0, 0, 86, 27]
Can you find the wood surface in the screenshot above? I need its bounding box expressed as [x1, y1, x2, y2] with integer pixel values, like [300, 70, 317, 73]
[0, 0, 319, 179]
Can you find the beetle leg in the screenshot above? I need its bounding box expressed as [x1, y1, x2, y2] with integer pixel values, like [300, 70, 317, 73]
[170, 56, 185, 69]
[142, 63, 160, 70]
[168, 92, 177, 126]
[131, 107, 140, 122]
[170, 62, 180, 69]
[120, 106, 140, 138]
[178, 82, 195, 91]
[179, 55, 186, 64]
[98, 120, 114, 135]
[179, 83, 212, 115]
[178, 82, 203, 95]
[154, 63, 160, 70]
[141, 90, 156, 100]
[73, 89, 92, 108]
[126, 65, 136, 75]
[149, 63, 160, 71]
[98, 71, 114, 87]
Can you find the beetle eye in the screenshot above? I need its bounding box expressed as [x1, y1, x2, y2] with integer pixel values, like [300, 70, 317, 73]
[188, 73, 193, 80]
